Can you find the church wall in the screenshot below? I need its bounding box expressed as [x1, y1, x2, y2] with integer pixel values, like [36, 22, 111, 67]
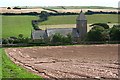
[76, 20, 87, 40]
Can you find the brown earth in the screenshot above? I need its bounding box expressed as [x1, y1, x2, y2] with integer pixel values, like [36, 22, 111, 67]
[5, 44, 119, 79]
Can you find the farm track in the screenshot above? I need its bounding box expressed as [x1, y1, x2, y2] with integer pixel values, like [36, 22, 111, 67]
[5, 44, 119, 79]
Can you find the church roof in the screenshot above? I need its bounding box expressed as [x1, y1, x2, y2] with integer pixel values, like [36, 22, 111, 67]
[46, 28, 73, 37]
[32, 30, 47, 39]
[76, 10, 87, 20]
[32, 28, 80, 40]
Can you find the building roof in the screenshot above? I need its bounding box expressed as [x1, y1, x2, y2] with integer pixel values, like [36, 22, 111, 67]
[46, 28, 73, 37]
[32, 28, 80, 39]
[76, 10, 87, 20]
[32, 30, 47, 39]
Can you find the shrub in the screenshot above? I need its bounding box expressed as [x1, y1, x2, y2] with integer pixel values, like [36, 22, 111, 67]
[7, 7, 11, 9]
[109, 25, 120, 41]
[39, 11, 50, 22]
[52, 33, 63, 43]
[86, 26, 106, 41]
[51, 33, 72, 44]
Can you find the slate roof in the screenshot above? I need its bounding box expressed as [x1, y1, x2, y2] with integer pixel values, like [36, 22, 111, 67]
[32, 28, 80, 39]
[32, 30, 47, 39]
[46, 28, 73, 37]
[76, 11, 87, 20]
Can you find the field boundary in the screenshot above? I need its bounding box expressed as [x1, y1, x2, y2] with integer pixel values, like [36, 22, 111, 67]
[1, 41, 120, 47]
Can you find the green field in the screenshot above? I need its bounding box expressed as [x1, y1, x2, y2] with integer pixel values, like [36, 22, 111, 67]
[1, 48, 42, 79]
[2, 14, 118, 38]
[40, 14, 118, 25]
[2, 15, 38, 38]
[0, 49, 2, 79]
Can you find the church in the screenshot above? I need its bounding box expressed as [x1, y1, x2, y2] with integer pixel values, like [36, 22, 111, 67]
[31, 10, 87, 42]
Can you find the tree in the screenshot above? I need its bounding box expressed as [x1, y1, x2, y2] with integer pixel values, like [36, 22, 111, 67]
[51, 33, 72, 44]
[109, 25, 120, 41]
[7, 7, 11, 9]
[90, 23, 109, 29]
[18, 34, 23, 39]
[39, 11, 49, 22]
[52, 33, 63, 43]
[86, 26, 106, 41]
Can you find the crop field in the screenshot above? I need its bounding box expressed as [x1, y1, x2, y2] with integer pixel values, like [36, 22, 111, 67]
[2, 14, 118, 38]
[5, 44, 119, 79]
[2, 15, 38, 38]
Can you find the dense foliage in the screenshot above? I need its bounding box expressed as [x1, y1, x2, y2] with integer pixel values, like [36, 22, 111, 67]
[51, 33, 72, 44]
[86, 24, 120, 42]
[109, 25, 120, 41]
[90, 23, 109, 29]
[32, 11, 50, 30]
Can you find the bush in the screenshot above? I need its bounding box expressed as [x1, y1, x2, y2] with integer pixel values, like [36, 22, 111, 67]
[51, 33, 72, 44]
[109, 25, 120, 41]
[7, 7, 11, 9]
[86, 26, 106, 41]
[39, 11, 50, 22]
[52, 33, 63, 43]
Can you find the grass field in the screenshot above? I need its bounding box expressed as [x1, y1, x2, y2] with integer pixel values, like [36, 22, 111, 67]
[1, 48, 42, 79]
[2, 15, 38, 38]
[0, 49, 2, 79]
[40, 14, 118, 25]
[2, 14, 118, 38]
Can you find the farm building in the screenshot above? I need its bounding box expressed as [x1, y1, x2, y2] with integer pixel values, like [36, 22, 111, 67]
[31, 10, 87, 42]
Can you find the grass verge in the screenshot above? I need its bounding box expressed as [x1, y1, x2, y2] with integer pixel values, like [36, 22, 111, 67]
[1, 48, 43, 79]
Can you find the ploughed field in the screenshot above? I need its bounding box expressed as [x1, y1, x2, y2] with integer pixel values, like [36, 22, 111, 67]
[5, 44, 119, 79]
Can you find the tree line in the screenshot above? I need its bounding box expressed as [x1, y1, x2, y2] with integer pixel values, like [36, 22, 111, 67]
[2, 10, 119, 16]
[86, 24, 120, 42]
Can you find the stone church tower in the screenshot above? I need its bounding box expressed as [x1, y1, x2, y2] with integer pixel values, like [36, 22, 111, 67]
[76, 10, 87, 40]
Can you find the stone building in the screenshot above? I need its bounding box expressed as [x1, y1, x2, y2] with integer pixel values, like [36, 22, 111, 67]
[31, 10, 87, 42]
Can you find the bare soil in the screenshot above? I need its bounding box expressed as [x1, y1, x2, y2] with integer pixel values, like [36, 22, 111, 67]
[5, 44, 119, 79]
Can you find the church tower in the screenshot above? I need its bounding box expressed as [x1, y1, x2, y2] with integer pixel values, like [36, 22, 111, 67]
[76, 10, 87, 40]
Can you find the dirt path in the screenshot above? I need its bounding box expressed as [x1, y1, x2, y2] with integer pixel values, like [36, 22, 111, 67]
[5, 44, 119, 79]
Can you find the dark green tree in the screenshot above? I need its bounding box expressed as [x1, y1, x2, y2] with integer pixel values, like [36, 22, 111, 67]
[109, 25, 120, 41]
[86, 26, 106, 41]
[39, 11, 49, 22]
[52, 33, 63, 43]
[90, 23, 109, 29]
